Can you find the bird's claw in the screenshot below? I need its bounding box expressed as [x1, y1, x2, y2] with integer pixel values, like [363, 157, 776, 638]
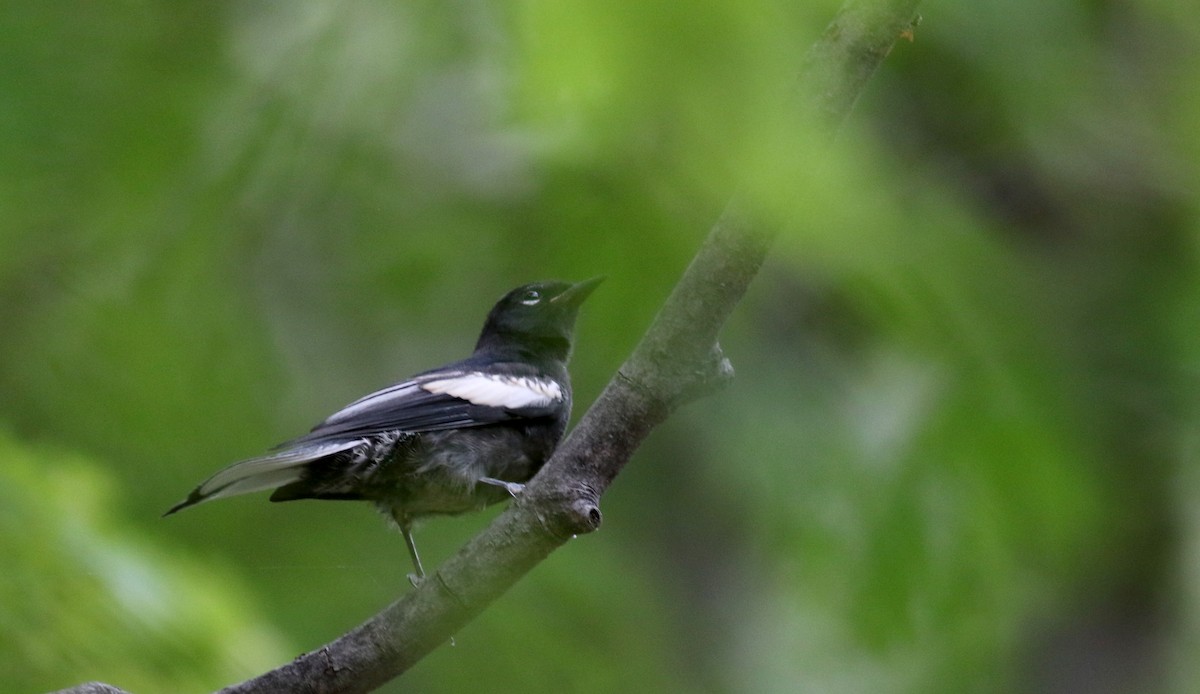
[480, 477, 526, 498]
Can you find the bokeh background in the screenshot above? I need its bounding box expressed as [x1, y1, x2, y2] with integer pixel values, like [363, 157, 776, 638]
[2, 1, 1198, 692]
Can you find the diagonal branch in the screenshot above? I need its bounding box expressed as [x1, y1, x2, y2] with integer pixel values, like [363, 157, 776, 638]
[60, 1, 921, 693]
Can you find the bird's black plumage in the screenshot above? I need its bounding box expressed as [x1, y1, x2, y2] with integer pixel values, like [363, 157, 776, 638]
[165, 277, 602, 579]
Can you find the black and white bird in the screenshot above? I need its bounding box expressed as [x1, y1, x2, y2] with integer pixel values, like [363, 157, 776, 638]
[165, 277, 602, 580]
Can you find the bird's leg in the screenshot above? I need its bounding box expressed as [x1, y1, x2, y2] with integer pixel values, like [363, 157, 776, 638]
[479, 477, 526, 497]
[392, 509, 425, 586]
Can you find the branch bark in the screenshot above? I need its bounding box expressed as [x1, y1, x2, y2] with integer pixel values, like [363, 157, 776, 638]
[60, 1, 920, 693]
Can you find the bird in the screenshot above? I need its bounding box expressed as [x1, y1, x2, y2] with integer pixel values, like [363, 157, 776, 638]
[165, 277, 602, 581]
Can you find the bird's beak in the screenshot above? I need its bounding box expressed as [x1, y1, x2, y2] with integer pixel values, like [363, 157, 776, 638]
[553, 276, 605, 307]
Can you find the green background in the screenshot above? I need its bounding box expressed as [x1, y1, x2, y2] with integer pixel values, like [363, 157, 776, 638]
[2, 1, 1198, 692]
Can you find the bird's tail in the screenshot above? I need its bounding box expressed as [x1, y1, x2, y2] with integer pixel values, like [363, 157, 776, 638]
[163, 439, 365, 516]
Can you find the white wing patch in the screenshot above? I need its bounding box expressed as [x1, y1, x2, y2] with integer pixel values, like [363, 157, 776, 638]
[420, 372, 563, 409]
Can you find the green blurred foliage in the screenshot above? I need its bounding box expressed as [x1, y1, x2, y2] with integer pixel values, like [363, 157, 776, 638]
[0, 431, 289, 692]
[1, 0, 1197, 692]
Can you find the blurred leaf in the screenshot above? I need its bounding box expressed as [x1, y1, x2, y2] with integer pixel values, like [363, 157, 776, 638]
[0, 430, 290, 692]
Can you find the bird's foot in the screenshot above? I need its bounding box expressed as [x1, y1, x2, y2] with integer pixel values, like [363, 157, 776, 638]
[479, 477, 526, 498]
[407, 572, 425, 588]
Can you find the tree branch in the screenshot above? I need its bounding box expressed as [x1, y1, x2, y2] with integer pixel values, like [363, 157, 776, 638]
[60, 1, 920, 692]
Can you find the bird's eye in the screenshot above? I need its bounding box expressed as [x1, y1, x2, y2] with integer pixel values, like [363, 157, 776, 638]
[520, 290, 541, 306]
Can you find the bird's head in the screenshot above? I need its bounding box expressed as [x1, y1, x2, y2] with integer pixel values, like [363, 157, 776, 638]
[475, 277, 604, 362]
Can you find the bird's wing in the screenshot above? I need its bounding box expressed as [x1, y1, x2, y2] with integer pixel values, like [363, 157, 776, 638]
[163, 365, 566, 515]
[285, 365, 566, 446]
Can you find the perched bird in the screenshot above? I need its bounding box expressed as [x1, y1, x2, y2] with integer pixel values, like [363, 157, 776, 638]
[165, 277, 602, 580]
